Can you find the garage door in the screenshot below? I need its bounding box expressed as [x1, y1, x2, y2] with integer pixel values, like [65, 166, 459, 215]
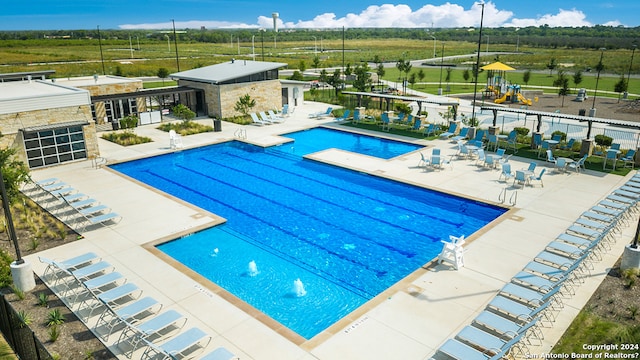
[22, 121, 88, 169]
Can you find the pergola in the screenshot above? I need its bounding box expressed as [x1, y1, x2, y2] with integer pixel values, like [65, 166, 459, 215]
[342, 91, 462, 120]
[480, 105, 640, 138]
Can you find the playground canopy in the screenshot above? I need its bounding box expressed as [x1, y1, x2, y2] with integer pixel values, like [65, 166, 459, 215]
[481, 61, 516, 71]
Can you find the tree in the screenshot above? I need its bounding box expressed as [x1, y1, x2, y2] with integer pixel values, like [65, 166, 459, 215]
[462, 69, 470, 83]
[344, 63, 353, 78]
[157, 67, 169, 86]
[395, 58, 411, 93]
[298, 60, 306, 72]
[614, 75, 628, 103]
[553, 70, 570, 107]
[0, 138, 30, 202]
[352, 63, 372, 92]
[326, 69, 344, 97]
[573, 70, 583, 91]
[546, 58, 557, 76]
[445, 68, 452, 84]
[290, 70, 304, 81]
[312, 56, 321, 69]
[417, 69, 425, 83]
[522, 70, 531, 85]
[376, 63, 385, 90]
[408, 72, 417, 87]
[172, 104, 196, 122]
[233, 94, 256, 117]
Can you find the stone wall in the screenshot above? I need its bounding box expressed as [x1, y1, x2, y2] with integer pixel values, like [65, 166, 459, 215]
[0, 105, 98, 165]
[178, 79, 282, 119]
[78, 80, 143, 97]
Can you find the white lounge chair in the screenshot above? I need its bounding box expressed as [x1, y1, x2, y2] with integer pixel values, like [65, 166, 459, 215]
[141, 327, 211, 360]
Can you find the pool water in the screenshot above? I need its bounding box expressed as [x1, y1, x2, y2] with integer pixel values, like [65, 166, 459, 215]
[281, 127, 423, 159]
[110, 135, 506, 339]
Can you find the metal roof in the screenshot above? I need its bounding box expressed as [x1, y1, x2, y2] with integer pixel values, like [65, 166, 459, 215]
[480, 105, 640, 130]
[170, 60, 288, 84]
[342, 91, 461, 106]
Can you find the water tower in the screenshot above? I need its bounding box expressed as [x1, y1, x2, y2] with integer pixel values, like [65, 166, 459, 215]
[272, 12, 279, 32]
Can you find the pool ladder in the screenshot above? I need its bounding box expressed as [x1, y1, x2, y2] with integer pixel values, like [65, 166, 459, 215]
[498, 186, 517, 206]
[234, 128, 247, 140]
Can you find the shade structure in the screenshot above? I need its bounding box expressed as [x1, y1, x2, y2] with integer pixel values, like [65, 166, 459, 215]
[481, 61, 516, 71]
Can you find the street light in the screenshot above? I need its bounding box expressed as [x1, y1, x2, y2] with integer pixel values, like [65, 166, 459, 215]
[430, 35, 436, 58]
[260, 28, 265, 61]
[251, 35, 256, 61]
[471, 2, 485, 121]
[590, 47, 606, 116]
[626, 45, 637, 99]
[438, 43, 445, 95]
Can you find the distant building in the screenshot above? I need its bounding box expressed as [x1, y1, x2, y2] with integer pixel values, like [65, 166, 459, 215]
[170, 60, 288, 119]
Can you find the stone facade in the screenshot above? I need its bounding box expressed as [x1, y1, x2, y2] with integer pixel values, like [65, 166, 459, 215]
[0, 105, 98, 165]
[179, 79, 282, 119]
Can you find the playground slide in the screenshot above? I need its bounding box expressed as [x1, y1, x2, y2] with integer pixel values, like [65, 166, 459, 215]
[517, 93, 532, 106]
[494, 92, 510, 104]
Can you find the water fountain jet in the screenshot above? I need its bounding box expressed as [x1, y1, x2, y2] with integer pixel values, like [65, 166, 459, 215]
[293, 278, 306, 297]
[248, 260, 259, 277]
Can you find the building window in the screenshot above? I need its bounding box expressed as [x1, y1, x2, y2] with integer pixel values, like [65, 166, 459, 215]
[23, 125, 86, 169]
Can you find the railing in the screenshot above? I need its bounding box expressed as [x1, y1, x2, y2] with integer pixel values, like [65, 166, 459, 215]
[0, 295, 54, 360]
[498, 186, 517, 206]
[234, 128, 247, 140]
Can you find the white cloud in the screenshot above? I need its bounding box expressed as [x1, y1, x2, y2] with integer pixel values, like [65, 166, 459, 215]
[118, 2, 602, 30]
[504, 9, 592, 27]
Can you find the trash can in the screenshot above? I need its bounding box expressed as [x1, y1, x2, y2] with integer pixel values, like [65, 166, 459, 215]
[578, 109, 586, 116]
[111, 120, 120, 130]
[213, 119, 222, 132]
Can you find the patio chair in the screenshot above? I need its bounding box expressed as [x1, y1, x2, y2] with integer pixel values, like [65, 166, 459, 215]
[439, 122, 458, 139]
[529, 169, 546, 187]
[622, 149, 636, 169]
[169, 130, 183, 149]
[352, 108, 362, 123]
[141, 327, 212, 360]
[560, 138, 576, 150]
[603, 149, 618, 170]
[411, 118, 422, 131]
[513, 170, 529, 187]
[545, 150, 556, 163]
[475, 149, 486, 166]
[417, 152, 430, 168]
[281, 104, 290, 117]
[554, 157, 568, 173]
[537, 140, 550, 158]
[334, 109, 350, 122]
[568, 154, 588, 173]
[611, 143, 621, 151]
[486, 134, 498, 151]
[423, 123, 437, 137]
[499, 163, 513, 182]
[506, 130, 518, 153]
[551, 134, 562, 142]
[380, 112, 391, 131]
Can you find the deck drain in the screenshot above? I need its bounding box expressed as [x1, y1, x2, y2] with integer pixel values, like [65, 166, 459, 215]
[405, 285, 424, 296]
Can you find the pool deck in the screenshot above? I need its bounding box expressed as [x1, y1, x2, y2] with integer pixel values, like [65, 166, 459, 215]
[25, 100, 635, 360]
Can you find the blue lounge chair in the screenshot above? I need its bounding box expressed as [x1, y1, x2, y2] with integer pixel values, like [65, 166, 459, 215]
[39, 252, 100, 282]
[380, 112, 391, 131]
[117, 309, 188, 358]
[334, 109, 350, 121]
[454, 317, 538, 358]
[411, 118, 422, 131]
[451, 127, 470, 142]
[309, 107, 333, 118]
[97, 296, 163, 340]
[141, 327, 211, 360]
[439, 122, 458, 139]
[200, 347, 236, 360]
[423, 123, 438, 137]
[473, 311, 542, 344]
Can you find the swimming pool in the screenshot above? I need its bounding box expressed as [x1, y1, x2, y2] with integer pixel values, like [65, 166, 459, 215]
[110, 133, 506, 339]
[281, 127, 424, 159]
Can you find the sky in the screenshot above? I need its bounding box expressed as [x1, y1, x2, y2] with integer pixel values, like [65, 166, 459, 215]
[1, 0, 639, 31]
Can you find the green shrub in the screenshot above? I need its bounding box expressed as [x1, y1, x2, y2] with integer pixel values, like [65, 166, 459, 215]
[48, 325, 60, 342]
[38, 292, 48, 307]
[101, 132, 153, 146]
[119, 115, 139, 129]
[514, 127, 530, 136]
[0, 249, 13, 288]
[156, 121, 214, 136]
[17, 310, 32, 327]
[394, 103, 412, 115]
[595, 134, 613, 148]
[552, 130, 567, 141]
[46, 308, 65, 326]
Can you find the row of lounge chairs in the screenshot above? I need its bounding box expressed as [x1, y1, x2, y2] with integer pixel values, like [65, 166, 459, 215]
[250, 110, 286, 126]
[26, 177, 121, 232]
[39, 252, 235, 360]
[431, 172, 639, 360]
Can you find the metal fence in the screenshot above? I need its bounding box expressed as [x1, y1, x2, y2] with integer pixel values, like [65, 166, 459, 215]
[0, 294, 54, 360]
[477, 110, 640, 150]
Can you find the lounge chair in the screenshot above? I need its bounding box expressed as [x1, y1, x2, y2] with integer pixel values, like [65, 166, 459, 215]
[451, 127, 470, 142]
[454, 317, 538, 358]
[439, 122, 458, 139]
[473, 311, 543, 345]
[560, 138, 576, 150]
[267, 110, 286, 123]
[334, 109, 351, 122]
[199, 347, 236, 360]
[309, 107, 333, 118]
[141, 327, 212, 360]
[249, 113, 268, 126]
[411, 118, 422, 131]
[622, 149, 636, 169]
[96, 296, 163, 340]
[169, 130, 183, 149]
[118, 310, 188, 358]
[39, 252, 101, 283]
